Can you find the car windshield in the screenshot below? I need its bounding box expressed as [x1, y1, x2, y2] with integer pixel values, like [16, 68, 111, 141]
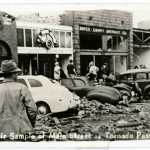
[74, 79, 86, 87]
[120, 74, 133, 81]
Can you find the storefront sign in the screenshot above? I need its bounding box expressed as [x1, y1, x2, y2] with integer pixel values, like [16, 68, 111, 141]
[79, 25, 129, 36]
[37, 29, 59, 50]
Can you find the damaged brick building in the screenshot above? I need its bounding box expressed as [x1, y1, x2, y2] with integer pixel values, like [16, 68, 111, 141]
[61, 10, 133, 76]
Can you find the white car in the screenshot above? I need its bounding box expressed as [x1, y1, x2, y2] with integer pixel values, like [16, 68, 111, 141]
[0, 75, 80, 114]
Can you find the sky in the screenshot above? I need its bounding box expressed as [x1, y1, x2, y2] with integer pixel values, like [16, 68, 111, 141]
[0, 3, 150, 27]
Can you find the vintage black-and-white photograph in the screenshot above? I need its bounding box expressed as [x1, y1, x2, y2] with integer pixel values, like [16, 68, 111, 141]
[0, 1, 150, 148]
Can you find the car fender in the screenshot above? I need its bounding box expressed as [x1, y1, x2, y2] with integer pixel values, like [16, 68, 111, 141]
[113, 83, 132, 92]
[86, 91, 120, 104]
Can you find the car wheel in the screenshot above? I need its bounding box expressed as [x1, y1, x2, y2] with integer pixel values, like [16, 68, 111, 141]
[144, 89, 150, 100]
[36, 102, 51, 115]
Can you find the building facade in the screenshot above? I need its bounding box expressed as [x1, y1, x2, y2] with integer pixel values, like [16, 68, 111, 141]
[0, 12, 17, 66]
[16, 21, 73, 78]
[61, 10, 133, 76]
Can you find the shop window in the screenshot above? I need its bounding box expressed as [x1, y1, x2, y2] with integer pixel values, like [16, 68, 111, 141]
[53, 31, 59, 46]
[107, 36, 112, 50]
[123, 37, 128, 51]
[80, 32, 102, 50]
[60, 32, 65, 48]
[17, 28, 24, 47]
[118, 37, 123, 50]
[106, 35, 127, 51]
[66, 32, 71, 48]
[33, 29, 40, 47]
[25, 29, 32, 47]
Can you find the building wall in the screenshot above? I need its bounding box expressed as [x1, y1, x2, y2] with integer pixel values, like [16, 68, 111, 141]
[62, 10, 133, 74]
[0, 12, 17, 63]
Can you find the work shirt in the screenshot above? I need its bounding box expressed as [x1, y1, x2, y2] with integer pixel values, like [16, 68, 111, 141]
[0, 78, 37, 137]
[54, 65, 61, 80]
[89, 66, 99, 75]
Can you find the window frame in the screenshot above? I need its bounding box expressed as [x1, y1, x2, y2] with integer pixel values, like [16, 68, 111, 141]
[17, 27, 72, 49]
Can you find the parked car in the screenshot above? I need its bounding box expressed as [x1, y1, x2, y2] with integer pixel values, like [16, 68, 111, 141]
[104, 76, 132, 100]
[117, 68, 150, 100]
[61, 76, 121, 105]
[0, 75, 80, 115]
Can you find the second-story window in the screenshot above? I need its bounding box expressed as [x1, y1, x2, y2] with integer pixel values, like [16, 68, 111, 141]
[17, 28, 24, 47]
[25, 29, 32, 47]
[17, 28, 72, 49]
[33, 29, 40, 47]
[66, 32, 71, 48]
[60, 32, 65, 48]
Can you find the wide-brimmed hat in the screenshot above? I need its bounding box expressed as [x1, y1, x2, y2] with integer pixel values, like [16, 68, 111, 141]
[0, 60, 22, 74]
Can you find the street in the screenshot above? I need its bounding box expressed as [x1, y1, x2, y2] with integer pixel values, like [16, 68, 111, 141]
[22, 97, 150, 142]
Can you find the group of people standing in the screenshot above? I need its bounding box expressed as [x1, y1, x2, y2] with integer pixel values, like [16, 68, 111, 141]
[86, 61, 111, 82]
[54, 59, 77, 81]
[54, 59, 116, 83]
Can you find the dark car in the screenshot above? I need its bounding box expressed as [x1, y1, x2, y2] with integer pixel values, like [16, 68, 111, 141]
[61, 76, 121, 105]
[117, 68, 150, 99]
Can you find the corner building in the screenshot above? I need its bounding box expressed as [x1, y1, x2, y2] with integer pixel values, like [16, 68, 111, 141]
[62, 10, 133, 76]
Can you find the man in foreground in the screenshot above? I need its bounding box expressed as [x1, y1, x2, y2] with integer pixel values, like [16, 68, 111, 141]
[0, 60, 37, 139]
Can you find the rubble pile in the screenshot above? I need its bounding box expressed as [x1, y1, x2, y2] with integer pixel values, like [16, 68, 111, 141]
[25, 97, 150, 141]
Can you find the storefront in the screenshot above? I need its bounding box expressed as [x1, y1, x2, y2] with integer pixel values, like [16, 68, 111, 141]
[16, 21, 73, 78]
[62, 10, 133, 76]
[79, 25, 129, 76]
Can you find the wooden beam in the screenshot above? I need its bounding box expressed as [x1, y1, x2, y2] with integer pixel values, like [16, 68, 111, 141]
[133, 33, 142, 42]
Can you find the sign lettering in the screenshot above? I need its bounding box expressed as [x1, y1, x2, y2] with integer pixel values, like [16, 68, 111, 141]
[79, 25, 129, 36]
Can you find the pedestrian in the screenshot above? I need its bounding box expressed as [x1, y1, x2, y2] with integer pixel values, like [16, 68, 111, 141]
[0, 60, 37, 139]
[101, 63, 109, 80]
[86, 61, 99, 81]
[54, 62, 61, 81]
[67, 59, 77, 78]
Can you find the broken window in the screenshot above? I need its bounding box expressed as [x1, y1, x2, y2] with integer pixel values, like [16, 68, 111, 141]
[106, 35, 127, 51]
[80, 32, 102, 50]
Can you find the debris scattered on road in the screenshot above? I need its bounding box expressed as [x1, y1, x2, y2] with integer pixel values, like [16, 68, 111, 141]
[23, 97, 150, 141]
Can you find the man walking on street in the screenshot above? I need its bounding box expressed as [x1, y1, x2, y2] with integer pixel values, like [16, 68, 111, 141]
[67, 59, 77, 78]
[0, 60, 37, 139]
[86, 61, 99, 81]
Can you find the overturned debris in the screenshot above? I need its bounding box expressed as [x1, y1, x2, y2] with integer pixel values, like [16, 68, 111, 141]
[23, 97, 150, 141]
